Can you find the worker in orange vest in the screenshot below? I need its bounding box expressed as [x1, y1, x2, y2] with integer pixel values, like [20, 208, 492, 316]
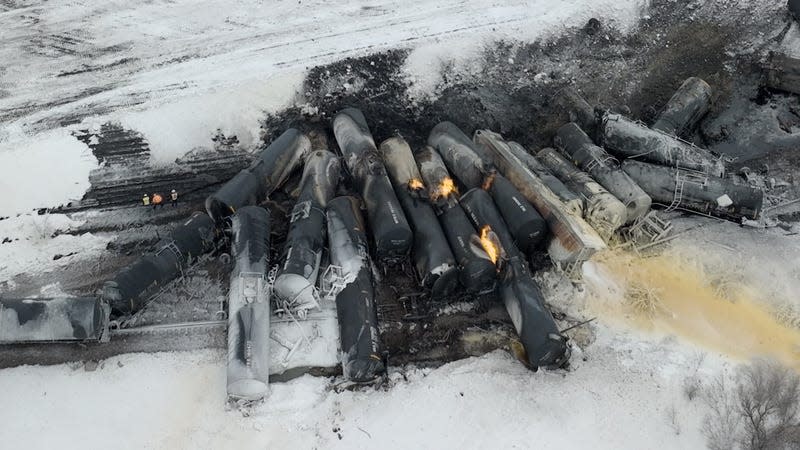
[170, 189, 178, 207]
[152, 193, 164, 210]
[142, 194, 150, 206]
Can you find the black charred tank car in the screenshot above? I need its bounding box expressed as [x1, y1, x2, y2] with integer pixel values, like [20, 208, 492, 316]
[326, 196, 385, 382]
[333, 108, 412, 260]
[206, 128, 310, 223]
[379, 137, 459, 298]
[427, 121, 489, 190]
[460, 188, 570, 369]
[102, 211, 218, 317]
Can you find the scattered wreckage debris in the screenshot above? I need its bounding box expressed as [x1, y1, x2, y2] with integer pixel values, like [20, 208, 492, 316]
[5, 67, 798, 403]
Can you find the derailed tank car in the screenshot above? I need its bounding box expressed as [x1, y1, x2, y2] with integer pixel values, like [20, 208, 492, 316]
[380, 137, 459, 298]
[428, 121, 488, 190]
[102, 211, 217, 316]
[333, 108, 412, 259]
[622, 160, 763, 220]
[274, 150, 341, 308]
[556, 122, 652, 223]
[415, 144, 496, 293]
[0, 297, 107, 343]
[459, 188, 570, 369]
[227, 206, 272, 402]
[326, 196, 385, 382]
[206, 128, 310, 223]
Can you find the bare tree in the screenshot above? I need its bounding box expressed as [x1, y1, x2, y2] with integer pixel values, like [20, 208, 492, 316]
[702, 359, 800, 450]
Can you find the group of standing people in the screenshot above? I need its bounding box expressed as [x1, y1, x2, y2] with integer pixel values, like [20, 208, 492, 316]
[142, 190, 178, 209]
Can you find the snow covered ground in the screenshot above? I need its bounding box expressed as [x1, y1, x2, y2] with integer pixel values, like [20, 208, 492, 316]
[2, 0, 800, 449]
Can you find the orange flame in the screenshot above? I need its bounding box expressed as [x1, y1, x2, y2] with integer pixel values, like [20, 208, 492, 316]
[479, 225, 501, 265]
[481, 171, 496, 191]
[434, 177, 458, 200]
[408, 178, 425, 191]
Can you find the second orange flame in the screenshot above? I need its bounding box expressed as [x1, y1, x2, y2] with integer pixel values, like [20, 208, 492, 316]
[479, 225, 501, 265]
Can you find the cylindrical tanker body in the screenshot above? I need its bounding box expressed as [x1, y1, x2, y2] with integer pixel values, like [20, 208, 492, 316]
[274, 150, 341, 308]
[652, 77, 712, 137]
[472, 128, 606, 264]
[483, 174, 548, 254]
[622, 160, 763, 220]
[427, 122, 488, 190]
[459, 188, 569, 369]
[555, 122, 651, 223]
[416, 145, 460, 209]
[600, 113, 724, 177]
[537, 147, 627, 240]
[437, 203, 497, 293]
[227, 206, 272, 402]
[379, 137, 459, 298]
[206, 128, 310, 223]
[0, 297, 107, 343]
[499, 137, 584, 216]
[326, 196, 385, 382]
[103, 211, 217, 316]
[333, 108, 412, 259]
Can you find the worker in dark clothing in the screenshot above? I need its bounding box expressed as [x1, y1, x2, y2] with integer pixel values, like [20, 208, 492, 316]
[152, 193, 164, 210]
[142, 194, 150, 207]
[170, 189, 178, 207]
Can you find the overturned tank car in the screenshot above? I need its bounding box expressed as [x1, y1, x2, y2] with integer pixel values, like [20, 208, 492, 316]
[326, 196, 385, 382]
[380, 137, 459, 298]
[333, 108, 412, 260]
[206, 128, 310, 223]
[102, 211, 218, 317]
[227, 206, 272, 402]
[0, 297, 108, 343]
[274, 150, 341, 309]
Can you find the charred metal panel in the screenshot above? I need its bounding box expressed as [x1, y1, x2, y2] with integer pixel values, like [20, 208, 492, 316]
[227, 206, 271, 402]
[416, 145, 459, 209]
[556, 122, 651, 223]
[274, 150, 341, 306]
[333, 108, 412, 259]
[103, 211, 217, 316]
[537, 147, 627, 240]
[326, 196, 384, 382]
[428, 121, 489, 190]
[622, 160, 763, 220]
[380, 137, 459, 298]
[652, 77, 712, 137]
[600, 113, 724, 176]
[0, 297, 106, 343]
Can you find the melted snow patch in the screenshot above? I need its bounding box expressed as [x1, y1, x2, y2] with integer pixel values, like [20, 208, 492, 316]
[0, 128, 97, 216]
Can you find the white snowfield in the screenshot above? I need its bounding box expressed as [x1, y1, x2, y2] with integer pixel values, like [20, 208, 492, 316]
[0, 0, 648, 214]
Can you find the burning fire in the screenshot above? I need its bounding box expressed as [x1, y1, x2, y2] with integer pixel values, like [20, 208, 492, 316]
[481, 171, 497, 191]
[434, 177, 458, 200]
[408, 178, 425, 191]
[479, 225, 501, 265]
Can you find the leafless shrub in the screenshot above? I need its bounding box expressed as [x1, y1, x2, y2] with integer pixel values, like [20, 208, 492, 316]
[683, 352, 707, 401]
[702, 359, 800, 450]
[774, 303, 800, 330]
[625, 282, 663, 317]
